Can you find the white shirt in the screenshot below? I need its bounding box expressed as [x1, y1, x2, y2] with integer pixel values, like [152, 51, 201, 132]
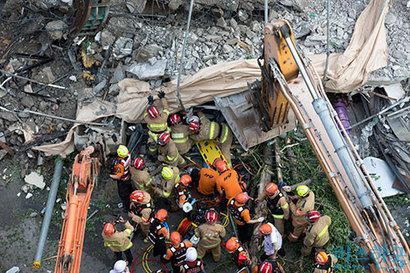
[263, 223, 282, 255]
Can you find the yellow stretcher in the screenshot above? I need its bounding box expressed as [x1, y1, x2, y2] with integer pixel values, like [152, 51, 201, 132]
[195, 139, 231, 169]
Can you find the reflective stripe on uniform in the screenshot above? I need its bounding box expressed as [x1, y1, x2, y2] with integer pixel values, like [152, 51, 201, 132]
[148, 130, 159, 142]
[273, 214, 284, 219]
[296, 208, 305, 216]
[148, 122, 168, 131]
[141, 216, 149, 222]
[146, 178, 152, 185]
[292, 215, 307, 225]
[163, 191, 171, 197]
[209, 122, 216, 139]
[289, 232, 299, 239]
[200, 241, 221, 249]
[104, 241, 121, 247]
[125, 228, 132, 235]
[172, 132, 185, 138]
[281, 203, 289, 209]
[173, 137, 189, 144]
[124, 241, 133, 251]
[163, 109, 170, 115]
[167, 154, 179, 163]
[220, 125, 229, 143]
[318, 225, 329, 238]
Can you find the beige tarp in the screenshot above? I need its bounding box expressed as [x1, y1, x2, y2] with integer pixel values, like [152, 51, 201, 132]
[34, 0, 389, 155]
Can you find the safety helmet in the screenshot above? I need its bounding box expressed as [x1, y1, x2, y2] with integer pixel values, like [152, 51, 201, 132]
[296, 185, 310, 197]
[235, 192, 250, 204]
[187, 115, 199, 124]
[306, 210, 321, 223]
[265, 183, 278, 196]
[170, 114, 181, 125]
[186, 247, 197, 262]
[117, 145, 129, 158]
[158, 132, 170, 145]
[113, 260, 127, 272]
[179, 175, 192, 187]
[259, 262, 273, 273]
[225, 237, 239, 253]
[130, 190, 145, 203]
[189, 121, 199, 132]
[170, 231, 182, 245]
[147, 106, 160, 119]
[259, 223, 273, 235]
[205, 210, 218, 224]
[161, 166, 174, 180]
[155, 209, 168, 221]
[103, 223, 115, 236]
[133, 157, 144, 169]
[315, 251, 328, 265]
[213, 158, 228, 173]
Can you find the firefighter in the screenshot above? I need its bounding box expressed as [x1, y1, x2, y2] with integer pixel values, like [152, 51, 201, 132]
[157, 132, 186, 167]
[251, 261, 285, 273]
[153, 166, 180, 211]
[148, 209, 170, 258]
[225, 237, 252, 271]
[313, 251, 338, 273]
[164, 231, 193, 272]
[192, 167, 219, 196]
[215, 159, 243, 209]
[129, 157, 153, 194]
[109, 144, 133, 212]
[127, 190, 153, 242]
[302, 211, 331, 256]
[262, 183, 289, 237]
[102, 216, 134, 265]
[110, 260, 130, 273]
[195, 210, 226, 262]
[174, 175, 193, 210]
[288, 185, 315, 242]
[181, 247, 205, 273]
[169, 113, 193, 155]
[215, 122, 233, 165]
[228, 192, 264, 244]
[188, 112, 221, 142]
[259, 223, 284, 261]
[144, 91, 170, 154]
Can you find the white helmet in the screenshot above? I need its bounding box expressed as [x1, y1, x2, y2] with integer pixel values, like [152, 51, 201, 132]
[187, 115, 199, 124]
[113, 260, 127, 272]
[186, 247, 197, 262]
[183, 202, 193, 213]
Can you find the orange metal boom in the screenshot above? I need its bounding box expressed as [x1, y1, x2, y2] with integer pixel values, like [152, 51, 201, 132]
[55, 147, 100, 273]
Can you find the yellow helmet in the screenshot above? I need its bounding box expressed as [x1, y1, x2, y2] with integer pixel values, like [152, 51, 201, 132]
[296, 185, 310, 197]
[117, 145, 129, 158]
[162, 166, 174, 180]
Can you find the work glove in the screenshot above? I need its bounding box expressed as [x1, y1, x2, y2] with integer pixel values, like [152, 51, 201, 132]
[148, 95, 154, 105]
[258, 217, 265, 223]
[158, 90, 165, 99]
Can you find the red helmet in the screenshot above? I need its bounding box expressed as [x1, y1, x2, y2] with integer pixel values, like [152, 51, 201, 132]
[259, 262, 273, 273]
[189, 121, 199, 132]
[179, 175, 192, 187]
[130, 190, 145, 203]
[155, 209, 168, 221]
[170, 231, 182, 245]
[170, 114, 181, 125]
[147, 106, 160, 119]
[205, 210, 218, 224]
[133, 157, 144, 169]
[259, 223, 273, 235]
[213, 158, 228, 173]
[158, 132, 170, 145]
[235, 192, 250, 204]
[264, 183, 278, 196]
[103, 223, 115, 236]
[306, 210, 321, 223]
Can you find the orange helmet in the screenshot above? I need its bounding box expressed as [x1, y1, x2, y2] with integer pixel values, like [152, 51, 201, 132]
[259, 262, 273, 273]
[179, 175, 192, 187]
[213, 158, 228, 173]
[259, 223, 273, 235]
[235, 192, 250, 204]
[315, 251, 328, 265]
[147, 106, 160, 119]
[155, 209, 168, 221]
[130, 190, 145, 203]
[170, 231, 182, 245]
[103, 223, 115, 236]
[264, 183, 278, 196]
[225, 237, 239, 253]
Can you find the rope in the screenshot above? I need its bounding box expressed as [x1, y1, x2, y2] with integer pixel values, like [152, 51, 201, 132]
[176, 0, 195, 111]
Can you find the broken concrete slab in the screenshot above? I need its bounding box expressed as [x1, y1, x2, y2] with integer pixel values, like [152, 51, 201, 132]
[126, 59, 167, 80]
[113, 37, 133, 59]
[24, 171, 45, 190]
[45, 20, 68, 40]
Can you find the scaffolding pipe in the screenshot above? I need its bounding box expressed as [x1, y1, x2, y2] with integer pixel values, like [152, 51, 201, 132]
[33, 156, 63, 269]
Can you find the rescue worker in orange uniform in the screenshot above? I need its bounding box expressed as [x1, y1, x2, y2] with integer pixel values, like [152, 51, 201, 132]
[192, 167, 219, 196]
[174, 174, 193, 210]
[144, 91, 170, 154]
[195, 210, 226, 262]
[252, 261, 285, 273]
[153, 166, 180, 211]
[157, 132, 186, 167]
[127, 190, 154, 242]
[225, 237, 252, 271]
[110, 144, 133, 211]
[102, 216, 134, 265]
[314, 251, 338, 273]
[181, 247, 205, 273]
[169, 113, 193, 155]
[188, 112, 221, 142]
[214, 159, 243, 209]
[262, 183, 289, 237]
[302, 211, 331, 256]
[149, 209, 170, 258]
[164, 231, 193, 273]
[129, 157, 153, 194]
[215, 122, 233, 165]
[288, 185, 315, 242]
[228, 192, 264, 243]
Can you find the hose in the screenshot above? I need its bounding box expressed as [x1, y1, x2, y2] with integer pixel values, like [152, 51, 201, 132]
[134, 259, 168, 273]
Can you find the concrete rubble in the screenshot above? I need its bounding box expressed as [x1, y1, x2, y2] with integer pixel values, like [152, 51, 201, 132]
[24, 171, 45, 190]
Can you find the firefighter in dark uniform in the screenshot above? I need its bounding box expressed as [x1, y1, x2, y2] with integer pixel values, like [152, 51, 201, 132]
[314, 251, 338, 273]
[262, 183, 289, 237]
[252, 260, 285, 273]
[148, 209, 170, 259]
[164, 231, 193, 273]
[225, 237, 252, 271]
[181, 247, 205, 273]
